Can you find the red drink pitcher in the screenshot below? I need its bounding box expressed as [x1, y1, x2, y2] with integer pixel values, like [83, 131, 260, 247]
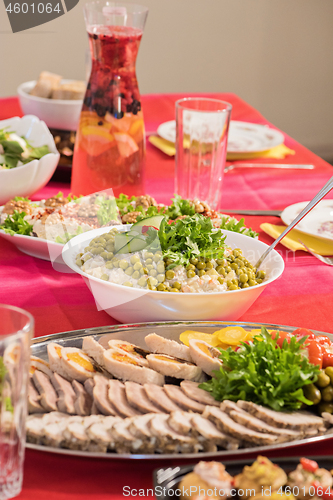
[71, 2, 148, 197]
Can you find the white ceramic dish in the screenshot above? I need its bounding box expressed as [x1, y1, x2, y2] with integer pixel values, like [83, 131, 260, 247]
[157, 120, 285, 154]
[281, 200, 333, 242]
[27, 320, 333, 460]
[17, 80, 84, 131]
[0, 115, 60, 205]
[62, 226, 284, 323]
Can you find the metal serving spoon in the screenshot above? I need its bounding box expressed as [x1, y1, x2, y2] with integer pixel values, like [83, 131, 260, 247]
[255, 175, 333, 269]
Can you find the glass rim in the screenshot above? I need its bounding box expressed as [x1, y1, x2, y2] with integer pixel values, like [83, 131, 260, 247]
[84, 1, 149, 14]
[175, 97, 232, 113]
[0, 303, 34, 338]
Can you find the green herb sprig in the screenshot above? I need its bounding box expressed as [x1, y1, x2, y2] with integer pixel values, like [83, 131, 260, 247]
[0, 211, 33, 236]
[200, 327, 319, 412]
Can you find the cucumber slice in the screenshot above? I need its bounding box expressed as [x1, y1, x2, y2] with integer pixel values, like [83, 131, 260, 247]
[131, 215, 164, 230]
[114, 233, 148, 255]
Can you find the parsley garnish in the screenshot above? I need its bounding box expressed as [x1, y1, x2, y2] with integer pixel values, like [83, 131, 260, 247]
[158, 214, 226, 267]
[0, 211, 33, 236]
[200, 327, 319, 412]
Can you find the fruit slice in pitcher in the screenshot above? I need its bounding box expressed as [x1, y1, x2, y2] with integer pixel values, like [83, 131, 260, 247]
[81, 126, 115, 156]
[114, 132, 139, 158]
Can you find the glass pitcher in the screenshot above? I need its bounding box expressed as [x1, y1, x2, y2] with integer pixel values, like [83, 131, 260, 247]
[71, 2, 148, 197]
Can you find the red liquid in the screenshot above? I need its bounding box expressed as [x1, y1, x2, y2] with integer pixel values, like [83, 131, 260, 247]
[71, 25, 145, 197]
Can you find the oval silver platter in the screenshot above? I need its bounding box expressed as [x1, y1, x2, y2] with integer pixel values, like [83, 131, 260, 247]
[28, 320, 333, 460]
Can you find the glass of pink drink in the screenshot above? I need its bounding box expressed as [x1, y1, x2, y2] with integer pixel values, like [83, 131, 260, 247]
[71, 2, 148, 197]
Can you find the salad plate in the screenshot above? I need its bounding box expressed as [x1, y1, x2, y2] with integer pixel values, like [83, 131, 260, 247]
[157, 120, 285, 154]
[27, 320, 333, 460]
[281, 200, 333, 242]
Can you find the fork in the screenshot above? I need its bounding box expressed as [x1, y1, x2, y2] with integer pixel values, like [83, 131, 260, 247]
[299, 239, 333, 266]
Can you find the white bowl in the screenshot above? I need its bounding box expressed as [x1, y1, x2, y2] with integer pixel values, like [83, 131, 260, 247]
[0, 115, 60, 205]
[62, 226, 285, 323]
[17, 80, 84, 131]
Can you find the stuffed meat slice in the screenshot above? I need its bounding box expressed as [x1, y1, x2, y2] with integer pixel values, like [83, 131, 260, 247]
[60, 347, 97, 382]
[103, 349, 164, 386]
[146, 354, 203, 381]
[145, 333, 192, 362]
[188, 339, 222, 377]
[108, 340, 149, 367]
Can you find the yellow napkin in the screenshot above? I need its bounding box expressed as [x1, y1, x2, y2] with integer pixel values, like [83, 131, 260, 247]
[260, 223, 333, 256]
[148, 136, 295, 160]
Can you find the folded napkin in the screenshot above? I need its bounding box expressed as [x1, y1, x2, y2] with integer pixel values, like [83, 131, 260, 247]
[260, 223, 333, 256]
[148, 135, 295, 160]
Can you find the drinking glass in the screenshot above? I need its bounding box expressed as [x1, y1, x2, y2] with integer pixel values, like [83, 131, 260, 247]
[0, 305, 33, 500]
[175, 98, 232, 210]
[71, 1, 148, 198]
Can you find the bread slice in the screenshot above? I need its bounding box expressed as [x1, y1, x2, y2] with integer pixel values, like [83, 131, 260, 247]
[30, 71, 62, 98]
[51, 81, 86, 100]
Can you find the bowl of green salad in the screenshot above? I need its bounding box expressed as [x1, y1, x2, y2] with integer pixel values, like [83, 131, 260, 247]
[0, 115, 60, 205]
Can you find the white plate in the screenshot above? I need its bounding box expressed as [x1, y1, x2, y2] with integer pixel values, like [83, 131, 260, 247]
[27, 320, 333, 460]
[281, 200, 333, 242]
[157, 120, 285, 154]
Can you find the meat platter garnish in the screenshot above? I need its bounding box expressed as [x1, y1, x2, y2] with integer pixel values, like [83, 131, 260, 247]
[0, 192, 258, 242]
[175, 456, 333, 500]
[25, 326, 333, 455]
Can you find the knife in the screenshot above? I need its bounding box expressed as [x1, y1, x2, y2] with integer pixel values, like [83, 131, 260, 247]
[221, 209, 282, 216]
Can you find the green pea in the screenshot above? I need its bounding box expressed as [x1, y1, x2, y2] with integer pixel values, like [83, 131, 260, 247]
[217, 277, 224, 285]
[157, 263, 165, 273]
[123, 281, 133, 287]
[84, 254, 92, 262]
[133, 262, 143, 271]
[106, 243, 114, 252]
[157, 274, 165, 283]
[149, 269, 157, 277]
[91, 246, 104, 255]
[256, 270, 266, 280]
[145, 252, 154, 260]
[147, 277, 158, 288]
[216, 259, 225, 266]
[235, 258, 244, 267]
[100, 251, 109, 260]
[196, 262, 206, 270]
[190, 257, 199, 265]
[153, 254, 162, 263]
[228, 284, 238, 290]
[170, 288, 180, 293]
[173, 281, 181, 290]
[256, 278, 263, 284]
[166, 270, 175, 280]
[157, 283, 167, 291]
[187, 270, 196, 278]
[105, 262, 113, 269]
[228, 255, 235, 262]
[146, 264, 154, 271]
[140, 268, 147, 275]
[84, 246, 91, 253]
[137, 276, 147, 287]
[197, 270, 206, 277]
[104, 234, 113, 241]
[145, 258, 153, 265]
[154, 251, 163, 259]
[248, 279, 257, 287]
[130, 255, 140, 265]
[186, 263, 196, 271]
[230, 263, 238, 271]
[241, 283, 250, 288]
[101, 274, 109, 281]
[76, 258, 83, 267]
[233, 249, 241, 257]
[119, 259, 129, 270]
[111, 258, 119, 267]
[239, 274, 248, 283]
[125, 267, 134, 276]
[205, 262, 213, 270]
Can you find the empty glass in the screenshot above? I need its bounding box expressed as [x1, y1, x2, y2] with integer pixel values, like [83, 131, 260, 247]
[0, 305, 33, 500]
[175, 98, 232, 210]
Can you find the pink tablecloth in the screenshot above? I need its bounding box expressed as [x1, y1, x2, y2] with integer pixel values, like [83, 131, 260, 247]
[1, 94, 333, 500]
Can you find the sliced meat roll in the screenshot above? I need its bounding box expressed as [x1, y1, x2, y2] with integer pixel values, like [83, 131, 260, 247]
[188, 339, 222, 377]
[108, 380, 142, 418]
[125, 382, 163, 414]
[180, 380, 220, 407]
[72, 380, 93, 416]
[103, 349, 164, 386]
[60, 347, 97, 382]
[93, 374, 120, 416]
[47, 343, 69, 380]
[191, 413, 240, 450]
[144, 384, 183, 413]
[145, 333, 192, 362]
[30, 356, 53, 378]
[32, 370, 58, 412]
[28, 377, 44, 414]
[51, 372, 76, 415]
[164, 385, 205, 413]
[146, 354, 203, 381]
[82, 336, 106, 368]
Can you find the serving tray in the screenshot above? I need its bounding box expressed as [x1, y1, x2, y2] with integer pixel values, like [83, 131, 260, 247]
[28, 320, 333, 460]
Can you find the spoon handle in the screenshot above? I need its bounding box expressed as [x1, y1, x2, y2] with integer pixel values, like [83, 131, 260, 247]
[255, 175, 333, 268]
